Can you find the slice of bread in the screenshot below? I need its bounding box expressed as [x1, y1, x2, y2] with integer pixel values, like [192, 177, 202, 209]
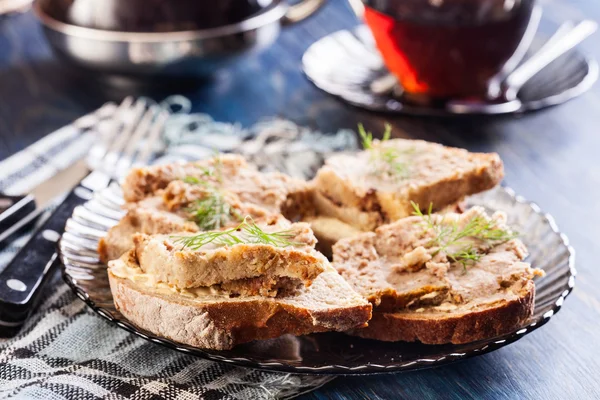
[307, 200, 467, 259]
[122, 154, 248, 202]
[333, 207, 544, 344]
[312, 139, 503, 231]
[348, 280, 535, 344]
[132, 220, 328, 297]
[101, 155, 313, 263]
[121, 154, 313, 220]
[108, 251, 372, 350]
[98, 182, 281, 264]
[98, 196, 199, 264]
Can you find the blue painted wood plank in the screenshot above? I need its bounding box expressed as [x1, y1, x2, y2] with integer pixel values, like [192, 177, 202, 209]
[0, 0, 599, 398]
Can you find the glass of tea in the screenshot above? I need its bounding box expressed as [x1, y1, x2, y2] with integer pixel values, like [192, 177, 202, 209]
[359, 0, 539, 101]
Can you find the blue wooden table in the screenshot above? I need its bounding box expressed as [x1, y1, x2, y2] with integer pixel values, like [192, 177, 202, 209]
[1, 0, 600, 398]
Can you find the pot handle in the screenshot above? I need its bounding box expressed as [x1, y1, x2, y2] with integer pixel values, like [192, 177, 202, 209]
[281, 0, 326, 25]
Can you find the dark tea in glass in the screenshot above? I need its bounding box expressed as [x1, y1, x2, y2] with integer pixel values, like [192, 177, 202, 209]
[361, 0, 537, 100]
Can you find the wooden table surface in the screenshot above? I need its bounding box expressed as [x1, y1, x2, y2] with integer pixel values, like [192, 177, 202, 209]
[1, 0, 599, 398]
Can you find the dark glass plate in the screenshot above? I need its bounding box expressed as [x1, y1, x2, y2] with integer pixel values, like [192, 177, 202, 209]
[58, 185, 575, 375]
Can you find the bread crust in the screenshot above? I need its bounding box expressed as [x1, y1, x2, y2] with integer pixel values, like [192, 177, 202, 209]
[350, 281, 535, 344]
[109, 272, 372, 350]
[400, 156, 503, 221]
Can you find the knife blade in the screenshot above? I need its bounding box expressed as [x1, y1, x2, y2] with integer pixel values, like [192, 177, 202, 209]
[0, 159, 90, 247]
[30, 159, 90, 208]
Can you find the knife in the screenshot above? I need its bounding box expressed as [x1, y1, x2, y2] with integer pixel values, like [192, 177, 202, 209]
[0, 195, 36, 248]
[0, 105, 116, 336]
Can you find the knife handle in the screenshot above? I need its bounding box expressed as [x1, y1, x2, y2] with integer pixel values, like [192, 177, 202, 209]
[0, 200, 44, 251]
[0, 187, 90, 336]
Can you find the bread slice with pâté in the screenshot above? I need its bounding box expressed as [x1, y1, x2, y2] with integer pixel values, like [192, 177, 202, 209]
[121, 154, 314, 221]
[312, 127, 503, 231]
[332, 205, 544, 344]
[98, 179, 279, 263]
[306, 199, 467, 259]
[108, 249, 372, 350]
[132, 217, 329, 297]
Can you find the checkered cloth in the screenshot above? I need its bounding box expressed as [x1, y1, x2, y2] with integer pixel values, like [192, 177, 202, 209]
[0, 97, 357, 400]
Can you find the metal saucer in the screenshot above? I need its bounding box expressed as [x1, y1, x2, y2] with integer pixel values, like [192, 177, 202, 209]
[302, 25, 598, 116]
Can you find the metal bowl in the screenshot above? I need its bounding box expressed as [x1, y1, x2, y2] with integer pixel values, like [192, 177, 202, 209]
[33, 0, 325, 78]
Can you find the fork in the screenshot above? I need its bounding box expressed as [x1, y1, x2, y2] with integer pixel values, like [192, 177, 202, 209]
[0, 97, 167, 336]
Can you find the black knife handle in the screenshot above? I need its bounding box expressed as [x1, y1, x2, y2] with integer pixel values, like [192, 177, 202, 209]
[0, 186, 90, 336]
[0, 204, 45, 252]
[0, 195, 39, 251]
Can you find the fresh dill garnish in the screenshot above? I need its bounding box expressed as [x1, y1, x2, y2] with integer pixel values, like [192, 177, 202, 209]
[183, 176, 201, 184]
[190, 152, 224, 183]
[447, 247, 481, 267]
[211, 153, 223, 183]
[358, 123, 410, 179]
[411, 201, 518, 269]
[186, 188, 241, 230]
[358, 123, 377, 150]
[171, 216, 301, 250]
[182, 154, 237, 230]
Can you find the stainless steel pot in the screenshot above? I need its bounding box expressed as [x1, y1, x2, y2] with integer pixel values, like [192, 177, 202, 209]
[33, 0, 326, 78]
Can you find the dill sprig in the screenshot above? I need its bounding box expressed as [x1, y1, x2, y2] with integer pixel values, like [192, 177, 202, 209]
[190, 153, 224, 183]
[182, 176, 240, 230]
[186, 188, 242, 230]
[358, 123, 410, 179]
[183, 176, 202, 184]
[171, 216, 302, 250]
[411, 202, 518, 269]
[184, 154, 224, 186]
[447, 247, 481, 266]
[183, 155, 239, 230]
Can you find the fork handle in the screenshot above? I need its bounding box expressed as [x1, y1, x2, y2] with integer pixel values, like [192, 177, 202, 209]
[0, 186, 90, 336]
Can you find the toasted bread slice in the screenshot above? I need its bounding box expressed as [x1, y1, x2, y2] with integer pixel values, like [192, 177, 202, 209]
[108, 251, 372, 350]
[312, 139, 503, 230]
[121, 154, 313, 220]
[348, 280, 534, 344]
[307, 200, 467, 259]
[133, 220, 328, 297]
[98, 196, 199, 264]
[98, 183, 280, 263]
[333, 207, 544, 344]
